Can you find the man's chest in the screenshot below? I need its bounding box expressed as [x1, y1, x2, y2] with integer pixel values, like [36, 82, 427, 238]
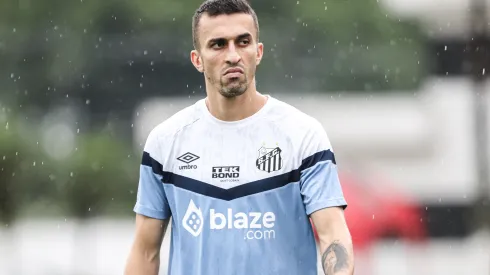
[165, 130, 298, 189]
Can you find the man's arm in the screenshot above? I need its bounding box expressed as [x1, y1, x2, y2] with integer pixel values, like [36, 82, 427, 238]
[310, 207, 354, 275]
[124, 214, 170, 275]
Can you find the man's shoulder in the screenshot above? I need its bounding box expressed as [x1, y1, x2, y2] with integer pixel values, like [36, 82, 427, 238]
[147, 100, 203, 142]
[269, 96, 323, 131]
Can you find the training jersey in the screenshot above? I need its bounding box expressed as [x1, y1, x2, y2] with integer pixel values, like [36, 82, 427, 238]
[134, 95, 347, 275]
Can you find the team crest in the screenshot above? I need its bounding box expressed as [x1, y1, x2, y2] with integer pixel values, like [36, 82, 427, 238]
[256, 146, 283, 173]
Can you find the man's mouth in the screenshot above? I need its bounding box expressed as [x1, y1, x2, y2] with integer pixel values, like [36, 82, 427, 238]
[224, 68, 244, 76]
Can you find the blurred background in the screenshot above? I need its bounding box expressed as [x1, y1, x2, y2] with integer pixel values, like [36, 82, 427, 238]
[1, 0, 490, 274]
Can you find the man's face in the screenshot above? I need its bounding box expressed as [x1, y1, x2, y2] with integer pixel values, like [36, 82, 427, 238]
[191, 13, 263, 98]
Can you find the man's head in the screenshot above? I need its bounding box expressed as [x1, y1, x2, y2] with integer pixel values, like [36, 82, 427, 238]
[192, 0, 259, 51]
[190, 0, 263, 98]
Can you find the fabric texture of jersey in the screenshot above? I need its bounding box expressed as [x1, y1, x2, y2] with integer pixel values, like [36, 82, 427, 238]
[134, 95, 347, 275]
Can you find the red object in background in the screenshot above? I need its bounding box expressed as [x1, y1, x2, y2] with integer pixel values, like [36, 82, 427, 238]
[311, 171, 427, 250]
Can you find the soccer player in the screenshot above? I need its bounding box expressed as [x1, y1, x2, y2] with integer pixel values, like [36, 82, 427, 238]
[124, 0, 354, 274]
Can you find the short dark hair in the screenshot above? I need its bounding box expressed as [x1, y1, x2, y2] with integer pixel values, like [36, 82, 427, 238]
[192, 0, 259, 50]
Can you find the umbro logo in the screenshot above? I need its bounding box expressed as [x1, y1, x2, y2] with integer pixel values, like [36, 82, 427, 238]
[177, 152, 200, 164]
[177, 152, 199, 170]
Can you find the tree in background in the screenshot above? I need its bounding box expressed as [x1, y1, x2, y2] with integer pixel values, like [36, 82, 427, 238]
[54, 132, 138, 273]
[1, 0, 426, 132]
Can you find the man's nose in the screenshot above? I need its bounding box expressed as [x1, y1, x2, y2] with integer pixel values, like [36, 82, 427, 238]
[225, 43, 241, 64]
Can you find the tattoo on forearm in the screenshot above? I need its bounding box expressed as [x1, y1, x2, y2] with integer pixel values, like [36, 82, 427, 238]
[322, 240, 349, 275]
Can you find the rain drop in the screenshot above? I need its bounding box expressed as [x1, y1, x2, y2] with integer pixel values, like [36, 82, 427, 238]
[444, 45, 447, 51]
[143, 50, 148, 55]
[296, 1, 299, 4]
[77, 129, 80, 134]
[140, 83, 143, 88]
[33, 161, 36, 166]
[86, 99, 90, 105]
[70, 172, 74, 177]
[5, 122, 8, 130]
[10, 73, 14, 78]
[12, 28, 16, 33]
[88, 207, 91, 211]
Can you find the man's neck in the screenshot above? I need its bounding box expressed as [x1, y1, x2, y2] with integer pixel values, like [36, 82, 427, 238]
[205, 86, 267, 122]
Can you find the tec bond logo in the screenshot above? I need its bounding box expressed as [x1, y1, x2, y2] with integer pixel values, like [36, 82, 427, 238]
[212, 166, 240, 183]
[182, 200, 203, 237]
[182, 200, 276, 240]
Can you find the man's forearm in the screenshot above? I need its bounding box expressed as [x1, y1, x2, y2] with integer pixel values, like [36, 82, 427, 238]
[124, 249, 160, 275]
[320, 239, 354, 275]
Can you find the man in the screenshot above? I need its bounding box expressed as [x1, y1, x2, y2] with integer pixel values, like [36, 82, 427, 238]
[124, 0, 354, 274]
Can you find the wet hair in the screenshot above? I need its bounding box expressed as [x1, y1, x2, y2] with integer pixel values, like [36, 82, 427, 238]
[192, 0, 259, 50]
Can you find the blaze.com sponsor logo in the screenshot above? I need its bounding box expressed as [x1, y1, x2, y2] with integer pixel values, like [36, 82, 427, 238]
[182, 200, 276, 240]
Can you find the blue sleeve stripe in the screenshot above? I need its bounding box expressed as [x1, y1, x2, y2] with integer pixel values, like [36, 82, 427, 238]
[142, 151, 164, 176]
[299, 150, 336, 172]
[298, 150, 336, 191]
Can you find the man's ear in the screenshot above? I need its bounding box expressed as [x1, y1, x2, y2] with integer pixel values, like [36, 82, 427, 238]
[190, 50, 204, 73]
[256, 42, 264, 66]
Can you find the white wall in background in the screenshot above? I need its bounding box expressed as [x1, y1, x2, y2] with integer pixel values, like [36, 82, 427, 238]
[0, 219, 489, 275]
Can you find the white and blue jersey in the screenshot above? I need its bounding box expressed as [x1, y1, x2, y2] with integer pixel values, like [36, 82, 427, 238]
[134, 95, 347, 275]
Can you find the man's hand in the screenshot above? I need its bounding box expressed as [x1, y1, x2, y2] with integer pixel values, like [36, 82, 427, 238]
[310, 206, 354, 275]
[124, 214, 169, 275]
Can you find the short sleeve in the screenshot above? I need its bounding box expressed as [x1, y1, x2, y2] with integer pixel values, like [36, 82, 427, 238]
[133, 129, 171, 219]
[299, 120, 347, 215]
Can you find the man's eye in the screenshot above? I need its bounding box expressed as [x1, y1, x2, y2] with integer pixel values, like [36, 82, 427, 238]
[212, 41, 226, 49]
[239, 40, 250, 45]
